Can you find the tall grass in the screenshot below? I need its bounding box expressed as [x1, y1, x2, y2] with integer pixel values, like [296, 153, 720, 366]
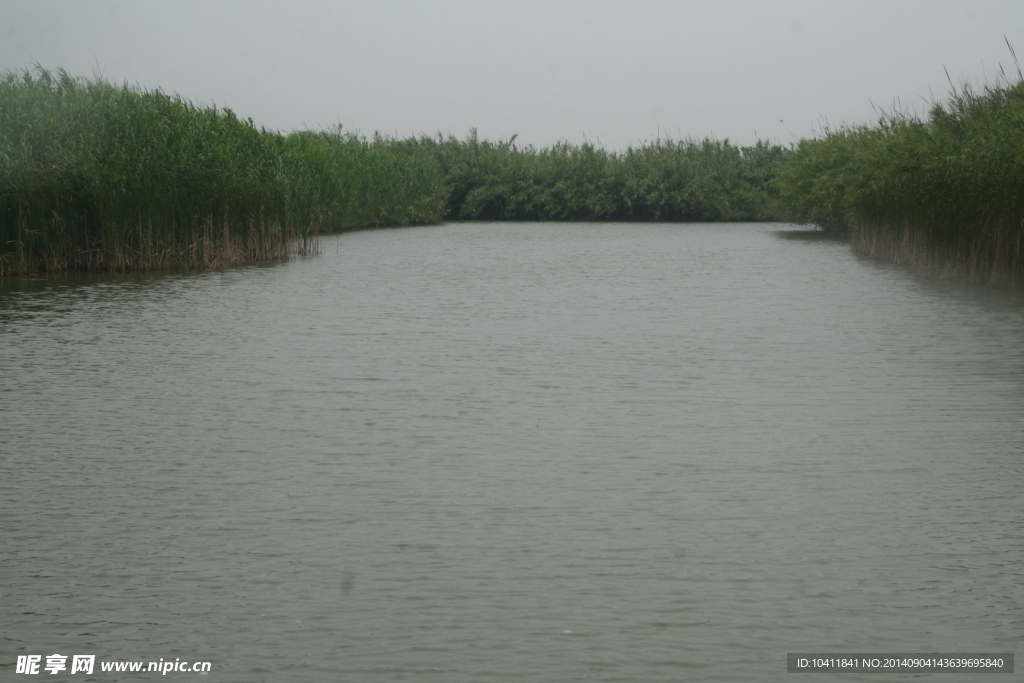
[280, 130, 446, 232]
[398, 131, 788, 222]
[15, 65, 1021, 287]
[0, 67, 445, 277]
[776, 71, 1024, 287]
[1, 67, 791, 278]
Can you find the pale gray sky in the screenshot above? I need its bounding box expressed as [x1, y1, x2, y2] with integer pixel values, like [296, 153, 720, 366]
[3, 0, 1023, 148]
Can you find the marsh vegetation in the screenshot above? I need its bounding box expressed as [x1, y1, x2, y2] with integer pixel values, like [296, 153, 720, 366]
[397, 133, 787, 222]
[0, 68, 790, 277]
[775, 69, 1024, 287]
[0, 68, 444, 277]
[3, 64, 1023, 286]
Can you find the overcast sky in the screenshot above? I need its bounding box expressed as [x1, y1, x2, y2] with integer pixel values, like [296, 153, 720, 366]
[3, 0, 1023, 148]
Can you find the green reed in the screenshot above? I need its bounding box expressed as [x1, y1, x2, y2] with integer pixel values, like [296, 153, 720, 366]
[775, 72, 1024, 286]
[0, 68, 445, 276]
[397, 131, 788, 222]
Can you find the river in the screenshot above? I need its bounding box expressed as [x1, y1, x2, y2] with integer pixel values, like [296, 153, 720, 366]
[2, 222, 1022, 681]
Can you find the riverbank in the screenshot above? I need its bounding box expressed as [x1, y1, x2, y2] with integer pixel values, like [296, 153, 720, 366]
[775, 73, 1024, 288]
[0, 68, 445, 277]
[4, 66, 1023, 287]
[395, 133, 788, 222]
[0, 67, 794, 278]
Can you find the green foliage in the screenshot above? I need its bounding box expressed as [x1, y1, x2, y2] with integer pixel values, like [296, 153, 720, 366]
[0, 67, 445, 276]
[281, 129, 446, 231]
[0, 66, 795, 278]
[775, 73, 1024, 285]
[400, 131, 789, 222]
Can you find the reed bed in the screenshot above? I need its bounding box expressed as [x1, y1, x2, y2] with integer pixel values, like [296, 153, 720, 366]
[24, 64, 1024, 288]
[398, 131, 788, 222]
[1, 67, 789, 278]
[0, 68, 445, 277]
[776, 72, 1024, 287]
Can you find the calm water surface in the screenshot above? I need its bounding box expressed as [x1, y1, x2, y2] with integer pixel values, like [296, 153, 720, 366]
[2, 223, 1022, 681]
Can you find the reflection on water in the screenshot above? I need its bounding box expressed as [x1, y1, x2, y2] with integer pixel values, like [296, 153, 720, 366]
[774, 228, 848, 242]
[2, 223, 1022, 682]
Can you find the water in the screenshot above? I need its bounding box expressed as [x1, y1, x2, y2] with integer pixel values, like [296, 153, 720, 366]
[2, 222, 1022, 681]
